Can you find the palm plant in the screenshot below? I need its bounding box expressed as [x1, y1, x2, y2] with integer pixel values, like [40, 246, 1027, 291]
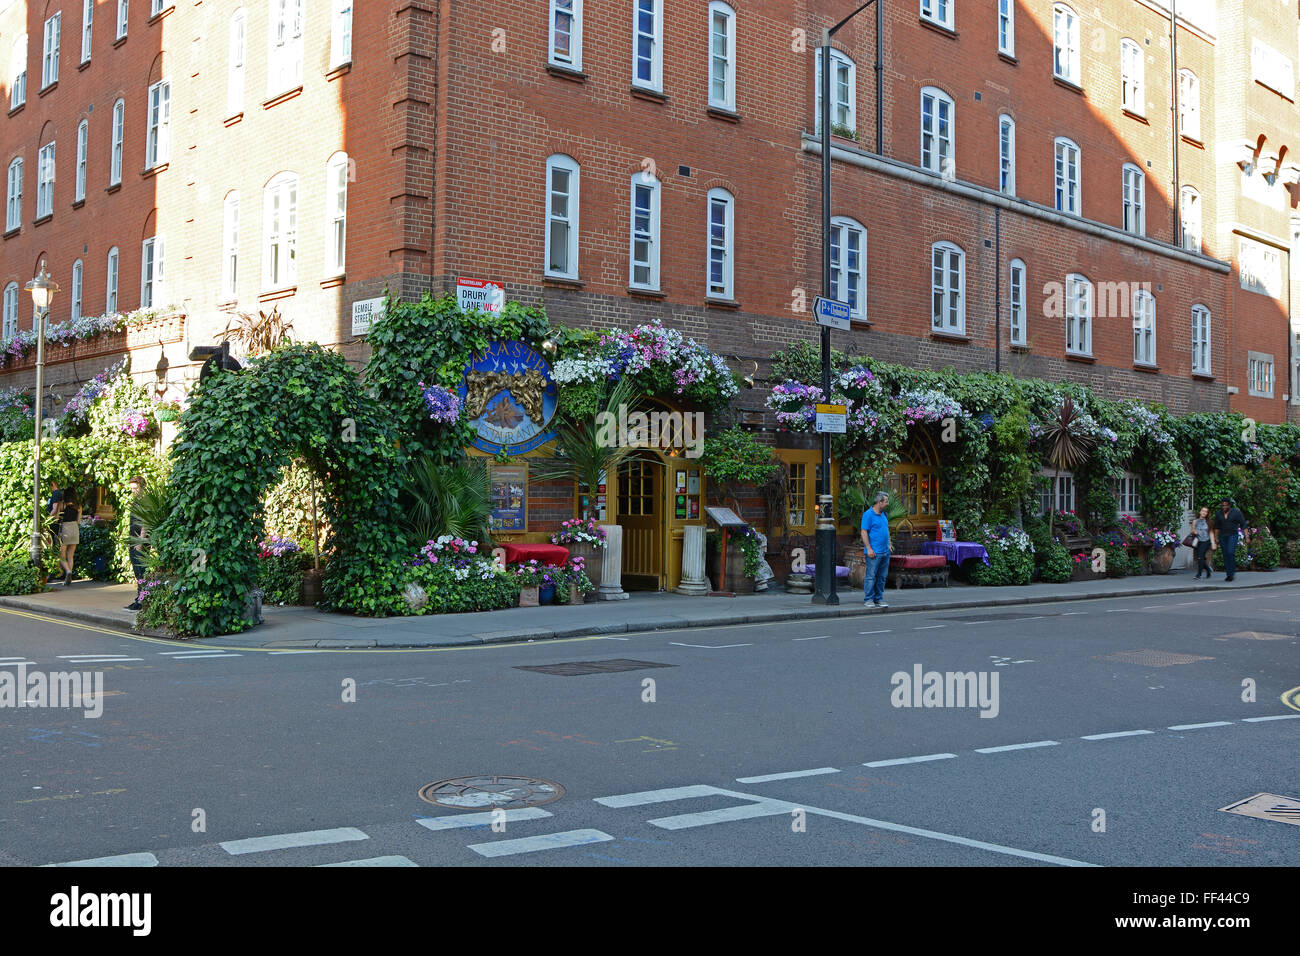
[125, 482, 176, 548]
[401, 454, 493, 545]
[220, 306, 294, 357]
[1041, 396, 1097, 537]
[535, 377, 644, 519]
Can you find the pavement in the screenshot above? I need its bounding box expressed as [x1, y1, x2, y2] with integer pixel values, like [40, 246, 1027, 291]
[3, 565, 1300, 648]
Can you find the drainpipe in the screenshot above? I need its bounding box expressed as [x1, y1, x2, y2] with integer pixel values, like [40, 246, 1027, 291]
[994, 206, 1002, 374]
[1171, 0, 1181, 245]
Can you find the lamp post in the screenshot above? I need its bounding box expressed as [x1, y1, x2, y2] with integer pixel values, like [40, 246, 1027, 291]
[815, 0, 880, 605]
[25, 263, 60, 567]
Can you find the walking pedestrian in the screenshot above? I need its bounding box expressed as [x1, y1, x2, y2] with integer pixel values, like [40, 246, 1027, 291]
[860, 491, 892, 609]
[1192, 505, 1215, 579]
[55, 488, 82, 586]
[1213, 498, 1247, 582]
[125, 476, 147, 610]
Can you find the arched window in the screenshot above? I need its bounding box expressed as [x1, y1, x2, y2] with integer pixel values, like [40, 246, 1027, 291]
[222, 191, 240, 300]
[920, 87, 954, 176]
[814, 48, 855, 136]
[1178, 69, 1200, 139]
[1053, 4, 1080, 85]
[227, 9, 246, 117]
[326, 152, 348, 275]
[76, 120, 88, 202]
[1, 282, 17, 341]
[1191, 304, 1210, 374]
[931, 241, 964, 334]
[71, 258, 84, 320]
[998, 114, 1015, 194]
[1054, 137, 1080, 214]
[1122, 163, 1145, 235]
[830, 216, 865, 318]
[5, 157, 21, 231]
[544, 154, 579, 279]
[1132, 287, 1155, 366]
[1120, 38, 1143, 114]
[707, 2, 736, 111]
[106, 246, 119, 312]
[1008, 258, 1026, 346]
[1180, 186, 1200, 251]
[110, 98, 125, 186]
[268, 0, 304, 96]
[263, 172, 298, 289]
[706, 187, 735, 300]
[1065, 272, 1092, 355]
[629, 172, 661, 290]
[887, 430, 942, 526]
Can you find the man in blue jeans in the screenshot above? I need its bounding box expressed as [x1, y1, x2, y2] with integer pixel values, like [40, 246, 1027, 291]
[861, 491, 892, 608]
[1213, 498, 1248, 582]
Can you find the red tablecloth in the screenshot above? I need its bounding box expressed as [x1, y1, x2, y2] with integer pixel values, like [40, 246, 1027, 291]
[500, 542, 571, 567]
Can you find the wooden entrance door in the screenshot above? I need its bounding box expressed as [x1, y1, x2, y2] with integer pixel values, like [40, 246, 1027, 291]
[618, 455, 662, 590]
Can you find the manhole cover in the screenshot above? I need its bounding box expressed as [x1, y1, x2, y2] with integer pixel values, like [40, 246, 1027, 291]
[1093, 649, 1215, 667]
[515, 659, 676, 677]
[418, 774, 565, 810]
[1220, 792, 1300, 827]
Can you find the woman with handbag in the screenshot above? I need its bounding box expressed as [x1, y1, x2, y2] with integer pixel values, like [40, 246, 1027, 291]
[1189, 505, 1215, 579]
[55, 489, 82, 586]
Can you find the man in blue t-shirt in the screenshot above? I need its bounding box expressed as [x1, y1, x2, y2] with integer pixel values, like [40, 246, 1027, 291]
[860, 491, 892, 608]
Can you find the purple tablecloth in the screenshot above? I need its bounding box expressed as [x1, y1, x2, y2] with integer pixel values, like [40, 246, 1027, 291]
[921, 540, 990, 566]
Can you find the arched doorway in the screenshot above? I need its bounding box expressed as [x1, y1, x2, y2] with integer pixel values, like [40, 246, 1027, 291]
[885, 430, 942, 532]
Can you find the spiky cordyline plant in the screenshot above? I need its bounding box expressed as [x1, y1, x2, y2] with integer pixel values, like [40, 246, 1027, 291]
[1042, 396, 1097, 538]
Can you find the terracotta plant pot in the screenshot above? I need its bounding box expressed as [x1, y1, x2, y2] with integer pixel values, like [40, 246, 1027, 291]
[568, 540, 603, 595]
[1149, 545, 1175, 574]
[518, 586, 539, 607]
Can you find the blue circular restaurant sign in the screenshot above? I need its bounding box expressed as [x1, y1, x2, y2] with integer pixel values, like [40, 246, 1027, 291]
[458, 341, 559, 455]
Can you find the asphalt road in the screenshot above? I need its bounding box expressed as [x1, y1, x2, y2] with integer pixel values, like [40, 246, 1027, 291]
[1, 586, 1297, 868]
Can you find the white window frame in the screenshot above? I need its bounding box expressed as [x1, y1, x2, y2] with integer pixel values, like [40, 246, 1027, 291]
[228, 10, 247, 117]
[629, 173, 661, 291]
[920, 0, 952, 31]
[931, 241, 965, 334]
[10, 34, 27, 110]
[1120, 38, 1144, 115]
[146, 80, 171, 168]
[632, 0, 663, 93]
[42, 14, 60, 90]
[1054, 137, 1080, 215]
[75, 120, 88, 202]
[549, 0, 582, 70]
[263, 172, 298, 290]
[2, 283, 17, 342]
[1191, 304, 1210, 375]
[1053, 4, 1080, 86]
[544, 154, 579, 280]
[106, 247, 120, 313]
[5, 158, 21, 232]
[81, 0, 93, 64]
[1180, 186, 1200, 251]
[1038, 469, 1075, 516]
[36, 142, 55, 219]
[326, 153, 348, 276]
[830, 216, 866, 320]
[998, 0, 1014, 56]
[222, 192, 240, 300]
[140, 235, 165, 308]
[116, 0, 129, 41]
[707, 2, 736, 112]
[1065, 273, 1092, 356]
[70, 259, 84, 321]
[814, 48, 856, 136]
[1247, 352, 1274, 398]
[1122, 163, 1145, 235]
[151, 0, 166, 15]
[1009, 258, 1026, 346]
[331, 0, 353, 69]
[110, 99, 125, 186]
[268, 0, 305, 97]
[920, 87, 954, 177]
[1132, 288, 1155, 366]
[1114, 472, 1141, 516]
[1178, 69, 1200, 140]
[998, 114, 1015, 195]
[706, 187, 735, 300]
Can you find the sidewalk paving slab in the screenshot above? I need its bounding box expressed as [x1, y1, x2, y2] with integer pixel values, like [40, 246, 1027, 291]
[2, 569, 1298, 649]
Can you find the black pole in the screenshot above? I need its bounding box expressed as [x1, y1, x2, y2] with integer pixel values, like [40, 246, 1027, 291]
[1170, 0, 1181, 245]
[815, 31, 837, 605]
[994, 206, 1001, 374]
[875, 0, 884, 155]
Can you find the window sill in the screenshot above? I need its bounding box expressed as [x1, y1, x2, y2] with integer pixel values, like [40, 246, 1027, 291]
[217, 298, 238, 310]
[1053, 76, 1083, 95]
[1247, 392, 1274, 400]
[141, 162, 169, 179]
[2, 227, 18, 240]
[628, 286, 666, 299]
[706, 105, 740, 123]
[78, 59, 91, 72]
[930, 329, 969, 343]
[1180, 134, 1204, 149]
[148, 6, 176, 25]
[106, 182, 122, 194]
[1133, 362, 1159, 373]
[1192, 371, 1214, 381]
[705, 296, 741, 310]
[7, 103, 23, 117]
[1064, 351, 1096, 364]
[33, 213, 52, 227]
[38, 81, 58, 98]
[542, 275, 585, 289]
[258, 286, 298, 303]
[630, 86, 668, 104]
[546, 63, 587, 83]
[71, 199, 85, 209]
[224, 112, 244, 127]
[325, 62, 352, 82]
[113, 35, 127, 48]
[320, 274, 346, 289]
[997, 51, 1017, 66]
[1009, 343, 1030, 352]
[918, 17, 958, 39]
[1121, 107, 1149, 125]
[263, 86, 304, 110]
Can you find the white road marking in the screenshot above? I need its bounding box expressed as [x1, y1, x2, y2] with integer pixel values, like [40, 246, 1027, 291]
[793, 635, 831, 641]
[668, 642, 752, 649]
[467, 829, 613, 858]
[595, 785, 719, 809]
[268, 650, 326, 655]
[220, 827, 368, 855]
[1167, 721, 1233, 731]
[1204, 599, 1227, 603]
[859, 629, 892, 634]
[1242, 714, 1300, 722]
[1081, 729, 1154, 741]
[318, 856, 417, 867]
[1062, 611, 1087, 616]
[416, 808, 552, 831]
[958, 621, 995, 625]
[43, 852, 158, 867]
[600, 637, 631, 641]
[58, 657, 143, 663]
[650, 802, 792, 829]
[913, 625, 946, 630]
[0, 661, 38, 667]
[1018, 616, 1047, 621]
[863, 753, 957, 767]
[975, 740, 1060, 754]
[57, 654, 136, 659]
[0, 657, 31, 661]
[166, 653, 243, 660]
[736, 767, 840, 783]
[1141, 605, 1168, 610]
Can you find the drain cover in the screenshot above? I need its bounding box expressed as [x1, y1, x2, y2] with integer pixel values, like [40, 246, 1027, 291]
[1093, 649, 1215, 667]
[419, 774, 565, 810]
[515, 659, 676, 677]
[1220, 792, 1300, 827]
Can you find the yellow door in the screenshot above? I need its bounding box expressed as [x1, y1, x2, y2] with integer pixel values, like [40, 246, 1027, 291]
[618, 455, 662, 590]
[664, 460, 706, 590]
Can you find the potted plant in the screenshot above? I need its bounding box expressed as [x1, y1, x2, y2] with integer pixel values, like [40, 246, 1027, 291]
[540, 565, 565, 605]
[550, 517, 606, 595]
[567, 556, 595, 604]
[1148, 528, 1179, 574]
[513, 560, 545, 607]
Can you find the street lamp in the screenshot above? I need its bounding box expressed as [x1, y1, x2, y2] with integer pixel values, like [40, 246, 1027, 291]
[815, 0, 881, 605]
[25, 262, 60, 567]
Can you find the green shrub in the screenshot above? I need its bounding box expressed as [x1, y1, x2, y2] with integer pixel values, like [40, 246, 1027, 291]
[969, 525, 1034, 586]
[407, 559, 519, 614]
[257, 552, 309, 605]
[1036, 543, 1073, 583]
[0, 558, 41, 595]
[1092, 535, 1135, 578]
[1283, 540, 1300, 568]
[73, 518, 119, 581]
[1210, 546, 1253, 572]
[1251, 531, 1280, 571]
[136, 577, 180, 632]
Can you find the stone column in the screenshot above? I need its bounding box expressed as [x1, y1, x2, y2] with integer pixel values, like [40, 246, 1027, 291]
[674, 525, 710, 595]
[598, 524, 629, 601]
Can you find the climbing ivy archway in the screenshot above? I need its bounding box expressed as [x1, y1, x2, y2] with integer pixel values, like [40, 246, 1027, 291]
[155, 344, 408, 636]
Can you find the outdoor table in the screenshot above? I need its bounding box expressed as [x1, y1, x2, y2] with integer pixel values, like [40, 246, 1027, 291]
[499, 542, 571, 567]
[921, 540, 990, 566]
[804, 563, 850, 579]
